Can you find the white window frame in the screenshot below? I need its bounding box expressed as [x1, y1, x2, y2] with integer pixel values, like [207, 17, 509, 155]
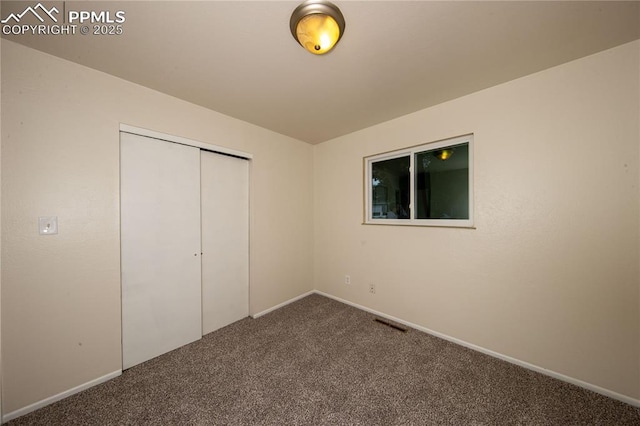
[364, 134, 474, 228]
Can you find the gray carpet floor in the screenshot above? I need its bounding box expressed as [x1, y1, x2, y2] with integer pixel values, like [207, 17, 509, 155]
[8, 294, 640, 425]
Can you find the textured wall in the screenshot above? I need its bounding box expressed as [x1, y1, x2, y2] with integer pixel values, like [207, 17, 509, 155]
[314, 41, 640, 400]
[1, 40, 314, 414]
[0, 36, 3, 419]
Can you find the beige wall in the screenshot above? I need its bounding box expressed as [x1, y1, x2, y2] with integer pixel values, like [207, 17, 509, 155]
[314, 40, 640, 400]
[0, 36, 3, 419]
[637, 40, 640, 398]
[1, 34, 639, 418]
[1, 40, 314, 414]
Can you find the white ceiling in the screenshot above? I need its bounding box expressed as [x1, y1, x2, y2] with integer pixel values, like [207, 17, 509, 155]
[2, 1, 639, 144]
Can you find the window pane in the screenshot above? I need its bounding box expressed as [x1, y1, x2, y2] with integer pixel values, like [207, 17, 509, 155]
[371, 156, 410, 219]
[415, 143, 469, 220]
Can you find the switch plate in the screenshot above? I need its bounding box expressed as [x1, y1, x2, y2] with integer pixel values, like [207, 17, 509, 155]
[345, 275, 351, 285]
[39, 216, 58, 235]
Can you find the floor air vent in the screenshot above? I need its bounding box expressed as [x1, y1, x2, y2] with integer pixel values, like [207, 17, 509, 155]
[374, 318, 408, 333]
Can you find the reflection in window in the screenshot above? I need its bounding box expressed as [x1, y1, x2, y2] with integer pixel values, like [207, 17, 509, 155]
[415, 143, 469, 219]
[371, 156, 410, 219]
[364, 134, 473, 227]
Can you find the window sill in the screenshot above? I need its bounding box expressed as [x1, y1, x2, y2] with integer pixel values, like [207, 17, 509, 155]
[362, 220, 476, 229]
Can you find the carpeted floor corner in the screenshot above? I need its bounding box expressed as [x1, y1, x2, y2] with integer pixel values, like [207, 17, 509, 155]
[8, 294, 640, 425]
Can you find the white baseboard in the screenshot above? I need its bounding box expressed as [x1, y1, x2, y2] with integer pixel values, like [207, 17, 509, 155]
[2, 370, 122, 423]
[4, 290, 638, 423]
[3, 290, 314, 422]
[314, 290, 640, 408]
[251, 290, 314, 319]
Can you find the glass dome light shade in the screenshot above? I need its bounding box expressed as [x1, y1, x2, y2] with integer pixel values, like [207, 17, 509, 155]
[290, 0, 345, 55]
[296, 14, 340, 55]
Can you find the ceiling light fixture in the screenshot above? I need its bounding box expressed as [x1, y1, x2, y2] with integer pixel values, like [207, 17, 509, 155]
[433, 149, 455, 161]
[290, 0, 345, 55]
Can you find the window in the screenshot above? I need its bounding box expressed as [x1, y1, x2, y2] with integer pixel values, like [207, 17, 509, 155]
[364, 134, 473, 227]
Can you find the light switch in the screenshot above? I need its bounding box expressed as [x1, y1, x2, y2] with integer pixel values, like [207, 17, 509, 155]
[39, 216, 58, 235]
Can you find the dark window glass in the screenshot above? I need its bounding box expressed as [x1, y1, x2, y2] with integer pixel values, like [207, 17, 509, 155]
[415, 143, 469, 220]
[371, 156, 410, 219]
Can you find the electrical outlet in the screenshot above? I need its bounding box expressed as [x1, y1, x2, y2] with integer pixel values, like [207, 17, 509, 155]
[345, 275, 351, 285]
[369, 283, 376, 294]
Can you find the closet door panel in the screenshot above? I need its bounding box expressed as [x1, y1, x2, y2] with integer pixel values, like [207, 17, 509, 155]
[121, 132, 202, 369]
[201, 151, 249, 334]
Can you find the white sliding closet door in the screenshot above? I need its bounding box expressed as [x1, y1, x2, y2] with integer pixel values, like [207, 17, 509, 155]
[121, 132, 202, 369]
[201, 151, 249, 334]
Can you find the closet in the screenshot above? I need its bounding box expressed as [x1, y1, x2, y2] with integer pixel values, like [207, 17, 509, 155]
[120, 130, 249, 369]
